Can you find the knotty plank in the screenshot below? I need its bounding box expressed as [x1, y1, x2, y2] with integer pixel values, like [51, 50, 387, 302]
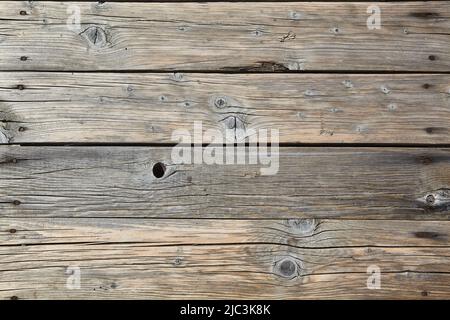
[0, 218, 449, 299]
[1, 146, 449, 219]
[2, 218, 449, 247]
[0, 2, 449, 71]
[1, 73, 449, 144]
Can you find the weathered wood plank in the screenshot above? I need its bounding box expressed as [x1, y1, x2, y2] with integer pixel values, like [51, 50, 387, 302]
[0, 218, 449, 299]
[1, 146, 449, 219]
[2, 218, 449, 247]
[1, 73, 449, 144]
[0, 2, 449, 71]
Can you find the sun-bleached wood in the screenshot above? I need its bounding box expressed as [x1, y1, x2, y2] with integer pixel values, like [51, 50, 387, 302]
[0, 218, 449, 299]
[0, 2, 449, 71]
[1, 73, 449, 144]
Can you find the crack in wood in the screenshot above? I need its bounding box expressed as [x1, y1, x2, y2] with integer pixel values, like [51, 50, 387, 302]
[221, 61, 290, 72]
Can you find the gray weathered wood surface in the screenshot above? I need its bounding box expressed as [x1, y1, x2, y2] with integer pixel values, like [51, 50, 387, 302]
[1, 146, 449, 220]
[0, 2, 449, 71]
[1, 73, 449, 144]
[0, 218, 449, 299]
[1, 0, 449, 300]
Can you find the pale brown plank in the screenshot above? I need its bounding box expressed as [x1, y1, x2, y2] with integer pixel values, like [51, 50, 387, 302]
[0, 218, 449, 299]
[1, 218, 449, 247]
[0, 2, 448, 71]
[1, 73, 449, 144]
[1, 146, 449, 219]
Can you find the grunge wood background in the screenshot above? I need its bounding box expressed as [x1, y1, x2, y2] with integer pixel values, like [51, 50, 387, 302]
[0, 1, 449, 299]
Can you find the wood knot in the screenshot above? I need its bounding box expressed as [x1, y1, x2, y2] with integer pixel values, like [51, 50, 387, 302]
[410, 12, 439, 19]
[96, 1, 107, 7]
[387, 103, 397, 112]
[279, 31, 296, 42]
[342, 80, 353, 89]
[286, 219, 317, 235]
[288, 11, 301, 20]
[286, 61, 305, 71]
[418, 156, 433, 165]
[220, 115, 247, 142]
[424, 127, 447, 135]
[79, 26, 108, 48]
[214, 96, 228, 109]
[211, 95, 249, 142]
[380, 85, 391, 94]
[413, 231, 446, 241]
[331, 27, 340, 34]
[212, 95, 243, 110]
[0, 111, 21, 143]
[152, 162, 166, 179]
[416, 189, 450, 212]
[173, 257, 183, 266]
[171, 73, 184, 82]
[0, 129, 9, 143]
[273, 257, 303, 279]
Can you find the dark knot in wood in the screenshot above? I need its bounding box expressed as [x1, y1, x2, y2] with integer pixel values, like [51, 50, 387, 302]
[214, 97, 228, 109]
[274, 257, 302, 279]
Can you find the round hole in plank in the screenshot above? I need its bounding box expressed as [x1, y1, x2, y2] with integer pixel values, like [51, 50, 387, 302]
[152, 162, 166, 179]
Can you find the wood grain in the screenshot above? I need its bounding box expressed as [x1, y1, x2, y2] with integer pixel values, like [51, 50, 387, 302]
[0, 2, 449, 71]
[2, 218, 449, 247]
[1, 145, 449, 219]
[1, 73, 449, 144]
[0, 218, 448, 299]
[1, 0, 449, 301]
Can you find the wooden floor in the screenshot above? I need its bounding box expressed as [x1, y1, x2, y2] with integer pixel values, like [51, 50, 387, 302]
[0, 1, 449, 299]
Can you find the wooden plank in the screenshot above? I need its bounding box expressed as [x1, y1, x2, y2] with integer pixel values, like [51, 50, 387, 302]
[1, 145, 450, 219]
[0, 2, 449, 71]
[0, 218, 449, 299]
[1, 73, 449, 144]
[2, 218, 449, 247]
